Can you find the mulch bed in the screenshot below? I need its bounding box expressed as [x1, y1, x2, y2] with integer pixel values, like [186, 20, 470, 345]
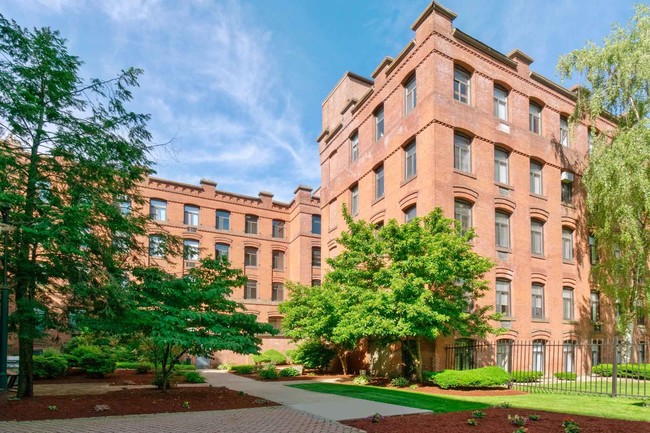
[343, 408, 650, 433]
[1, 386, 278, 421]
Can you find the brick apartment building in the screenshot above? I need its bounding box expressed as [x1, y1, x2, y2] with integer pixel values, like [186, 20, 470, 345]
[139, 177, 321, 365]
[317, 2, 624, 373]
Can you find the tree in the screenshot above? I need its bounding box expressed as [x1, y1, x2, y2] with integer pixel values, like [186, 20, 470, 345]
[0, 16, 155, 397]
[101, 258, 276, 391]
[557, 5, 650, 336]
[281, 206, 496, 380]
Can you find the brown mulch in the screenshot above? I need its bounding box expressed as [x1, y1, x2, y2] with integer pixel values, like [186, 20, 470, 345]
[413, 384, 526, 396]
[343, 408, 650, 433]
[1, 386, 278, 421]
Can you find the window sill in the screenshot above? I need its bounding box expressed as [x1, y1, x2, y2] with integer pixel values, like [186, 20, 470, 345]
[272, 269, 285, 273]
[401, 175, 417, 187]
[562, 260, 575, 265]
[529, 193, 547, 201]
[561, 202, 575, 209]
[499, 316, 515, 322]
[215, 228, 231, 232]
[532, 318, 549, 323]
[563, 320, 578, 325]
[245, 265, 258, 270]
[494, 182, 514, 191]
[372, 195, 385, 206]
[496, 247, 512, 254]
[531, 254, 546, 260]
[453, 169, 476, 180]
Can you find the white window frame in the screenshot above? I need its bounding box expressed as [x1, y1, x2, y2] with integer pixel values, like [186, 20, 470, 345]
[454, 66, 471, 104]
[560, 116, 570, 147]
[374, 107, 384, 141]
[495, 211, 511, 249]
[454, 200, 472, 234]
[530, 219, 544, 256]
[405, 75, 416, 114]
[530, 161, 543, 195]
[272, 250, 285, 270]
[245, 214, 259, 234]
[562, 229, 574, 261]
[533, 340, 545, 372]
[563, 287, 574, 320]
[493, 85, 508, 120]
[496, 279, 511, 316]
[494, 148, 509, 184]
[454, 133, 471, 173]
[532, 284, 545, 319]
[244, 247, 258, 267]
[272, 220, 285, 239]
[374, 165, 384, 200]
[404, 142, 417, 180]
[350, 132, 359, 162]
[244, 280, 257, 299]
[215, 243, 229, 260]
[150, 199, 167, 222]
[350, 185, 359, 216]
[272, 283, 284, 302]
[529, 102, 542, 134]
[184, 205, 200, 226]
[183, 239, 199, 261]
[216, 210, 230, 230]
[404, 205, 417, 223]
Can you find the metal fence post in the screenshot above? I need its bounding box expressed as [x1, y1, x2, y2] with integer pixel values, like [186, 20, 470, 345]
[611, 337, 618, 397]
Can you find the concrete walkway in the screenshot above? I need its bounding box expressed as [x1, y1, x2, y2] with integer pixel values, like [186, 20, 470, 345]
[201, 370, 429, 421]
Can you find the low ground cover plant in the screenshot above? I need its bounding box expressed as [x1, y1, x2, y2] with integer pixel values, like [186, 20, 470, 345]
[258, 366, 279, 381]
[231, 364, 256, 374]
[181, 371, 206, 383]
[353, 374, 371, 385]
[389, 377, 409, 388]
[216, 363, 231, 371]
[433, 366, 510, 389]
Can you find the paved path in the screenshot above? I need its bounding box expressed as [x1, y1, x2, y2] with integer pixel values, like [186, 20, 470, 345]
[201, 370, 429, 421]
[0, 406, 364, 433]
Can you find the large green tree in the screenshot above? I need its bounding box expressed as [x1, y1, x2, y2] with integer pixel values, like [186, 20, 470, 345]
[97, 258, 276, 391]
[557, 5, 650, 335]
[281, 207, 496, 380]
[0, 16, 155, 397]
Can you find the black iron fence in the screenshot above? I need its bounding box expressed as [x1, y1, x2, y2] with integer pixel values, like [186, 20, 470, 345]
[444, 338, 649, 398]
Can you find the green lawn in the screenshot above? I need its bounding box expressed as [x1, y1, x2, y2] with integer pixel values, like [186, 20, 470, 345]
[290, 383, 650, 422]
[289, 383, 489, 412]
[513, 378, 650, 397]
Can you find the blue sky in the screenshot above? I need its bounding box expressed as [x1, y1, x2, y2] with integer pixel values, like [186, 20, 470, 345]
[1, 0, 638, 202]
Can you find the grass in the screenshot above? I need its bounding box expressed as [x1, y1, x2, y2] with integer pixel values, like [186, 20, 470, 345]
[513, 378, 650, 397]
[289, 383, 489, 413]
[290, 383, 650, 422]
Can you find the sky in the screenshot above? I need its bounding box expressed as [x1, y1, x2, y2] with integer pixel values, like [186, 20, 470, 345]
[0, 0, 639, 202]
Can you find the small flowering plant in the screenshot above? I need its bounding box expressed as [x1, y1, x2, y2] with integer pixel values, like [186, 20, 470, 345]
[467, 418, 478, 426]
[563, 418, 581, 433]
[508, 414, 528, 427]
[367, 413, 384, 423]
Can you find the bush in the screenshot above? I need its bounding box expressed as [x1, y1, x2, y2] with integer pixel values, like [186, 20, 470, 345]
[390, 377, 409, 388]
[33, 349, 68, 379]
[252, 349, 287, 365]
[217, 363, 232, 371]
[231, 364, 256, 374]
[173, 364, 197, 371]
[433, 366, 511, 389]
[591, 364, 612, 377]
[182, 371, 206, 383]
[115, 361, 153, 373]
[285, 349, 297, 364]
[554, 372, 577, 381]
[70, 345, 116, 377]
[422, 370, 440, 382]
[510, 370, 543, 383]
[592, 363, 650, 379]
[353, 374, 371, 385]
[279, 367, 301, 377]
[116, 361, 141, 369]
[153, 372, 182, 389]
[258, 366, 278, 381]
[292, 340, 335, 371]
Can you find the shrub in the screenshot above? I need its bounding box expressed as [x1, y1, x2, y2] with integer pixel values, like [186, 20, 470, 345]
[217, 363, 232, 371]
[466, 418, 477, 426]
[353, 374, 371, 385]
[591, 364, 612, 377]
[258, 366, 278, 381]
[510, 370, 543, 383]
[136, 363, 153, 374]
[390, 377, 409, 388]
[70, 345, 116, 377]
[292, 340, 335, 371]
[182, 371, 206, 383]
[115, 361, 141, 369]
[173, 364, 197, 371]
[433, 366, 511, 389]
[152, 372, 182, 389]
[33, 349, 68, 379]
[554, 372, 577, 381]
[279, 367, 301, 377]
[422, 370, 440, 382]
[231, 364, 256, 374]
[252, 349, 287, 365]
[472, 410, 486, 419]
[285, 349, 297, 364]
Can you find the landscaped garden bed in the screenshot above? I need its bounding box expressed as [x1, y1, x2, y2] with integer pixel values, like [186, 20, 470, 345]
[342, 408, 650, 433]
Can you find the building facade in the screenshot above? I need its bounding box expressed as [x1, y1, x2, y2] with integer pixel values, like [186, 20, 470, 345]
[317, 2, 619, 373]
[140, 177, 321, 365]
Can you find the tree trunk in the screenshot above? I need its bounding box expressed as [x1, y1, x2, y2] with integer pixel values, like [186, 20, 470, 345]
[404, 339, 423, 382]
[337, 350, 348, 375]
[16, 334, 33, 398]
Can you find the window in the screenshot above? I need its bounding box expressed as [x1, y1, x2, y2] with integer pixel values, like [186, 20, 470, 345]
[532, 340, 546, 372]
[638, 341, 648, 364]
[311, 247, 321, 267]
[454, 200, 472, 234]
[150, 199, 167, 221]
[374, 165, 384, 200]
[562, 229, 574, 261]
[148, 235, 164, 258]
[244, 247, 258, 267]
[268, 317, 283, 334]
[496, 339, 513, 372]
[245, 214, 258, 234]
[374, 107, 384, 141]
[184, 205, 199, 226]
[496, 279, 511, 316]
[272, 283, 284, 302]
[495, 211, 511, 249]
[404, 75, 416, 114]
[117, 196, 131, 215]
[404, 205, 417, 223]
[311, 279, 321, 287]
[589, 235, 597, 265]
[530, 219, 544, 256]
[350, 132, 359, 162]
[454, 133, 471, 173]
[215, 243, 229, 260]
[530, 161, 543, 195]
[216, 210, 230, 230]
[453, 66, 471, 104]
[636, 300, 646, 326]
[592, 339, 603, 366]
[183, 239, 199, 261]
[493, 85, 508, 120]
[590, 291, 601, 322]
[531, 284, 545, 319]
[563, 340, 576, 373]
[454, 338, 476, 370]
[561, 175, 573, 204]
[563, 287, 574, 320]
[529, 102, 542, 134]
[404, 141, 417, 180]
[272, 250, 285, 270]
[494, 148, 509, 184]
[560, 116, 570, 147]
[272, 220, 285, 238]
[312, 214, 321, 234]
[350, 185, 359, 216]
[244, 280, 257, 299]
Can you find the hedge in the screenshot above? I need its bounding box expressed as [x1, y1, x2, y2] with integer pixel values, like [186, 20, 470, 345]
[252, 349, 287, 365]
[34, 349, 68, 379]
[70, 345, 116, 377]
[592, 363, 650, 379]
[554, 372, 577, 381]
[510, 370, 543, 383]
[433, 366, 511, 389]
[231, 364, 256, 374]
[279, 367, 301, 377]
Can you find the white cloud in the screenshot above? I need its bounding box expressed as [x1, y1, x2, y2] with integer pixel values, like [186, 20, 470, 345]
[100, 0, 161, 23]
